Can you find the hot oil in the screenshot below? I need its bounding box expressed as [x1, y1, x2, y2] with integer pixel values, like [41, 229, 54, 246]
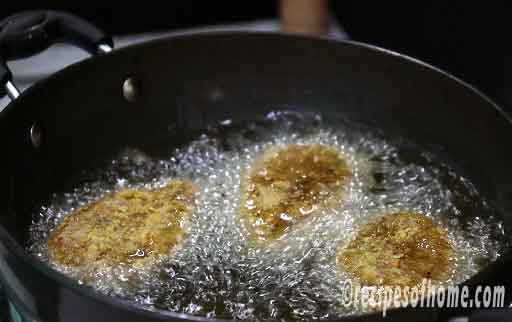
[28, 111, 508, 321]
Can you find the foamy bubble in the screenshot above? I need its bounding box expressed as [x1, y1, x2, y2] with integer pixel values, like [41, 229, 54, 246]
[28, 111, 507, 321]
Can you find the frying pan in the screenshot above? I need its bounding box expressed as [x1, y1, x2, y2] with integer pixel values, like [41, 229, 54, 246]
[0, 11, 511, 322]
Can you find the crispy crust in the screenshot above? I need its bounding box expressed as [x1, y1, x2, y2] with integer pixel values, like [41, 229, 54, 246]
[240, 144, 351, 241]
[47, 180, 196, 268]
[338, 212, 453, 288]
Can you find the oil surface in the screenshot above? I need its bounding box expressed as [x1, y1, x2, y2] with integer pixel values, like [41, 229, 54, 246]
[28, 111, 508, 321]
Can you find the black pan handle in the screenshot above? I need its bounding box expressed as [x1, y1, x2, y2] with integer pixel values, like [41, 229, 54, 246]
[0, 10, 113, 100]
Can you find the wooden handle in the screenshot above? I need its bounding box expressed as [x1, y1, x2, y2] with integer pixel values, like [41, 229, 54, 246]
[280, 0, 328, 36]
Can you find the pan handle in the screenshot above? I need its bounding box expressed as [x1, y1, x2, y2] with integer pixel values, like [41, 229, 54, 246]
[0, 10, 113, 100]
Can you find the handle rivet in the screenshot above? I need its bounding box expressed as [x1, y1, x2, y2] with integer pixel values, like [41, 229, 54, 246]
[123, 77, 138, 102]
[30, 123, 43, 148]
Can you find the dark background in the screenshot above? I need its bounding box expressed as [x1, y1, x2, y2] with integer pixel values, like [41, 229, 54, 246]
[2, 1, 511, 110]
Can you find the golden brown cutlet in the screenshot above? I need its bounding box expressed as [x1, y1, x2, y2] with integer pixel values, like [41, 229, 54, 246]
[47, 180, 196, 269]
[240, 144, 351, 241]
[337, 212, 453, 288]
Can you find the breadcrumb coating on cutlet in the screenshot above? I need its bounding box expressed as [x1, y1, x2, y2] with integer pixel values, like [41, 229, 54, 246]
[338, 212, 453, 288]
[240, 144, 351, 241]
[47, 180, 196, 268]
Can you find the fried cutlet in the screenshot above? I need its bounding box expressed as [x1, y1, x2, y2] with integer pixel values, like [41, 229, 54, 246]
[337, 212, 453, 288]
[240, 144, 351, 241]
[47, 180, 196, 269]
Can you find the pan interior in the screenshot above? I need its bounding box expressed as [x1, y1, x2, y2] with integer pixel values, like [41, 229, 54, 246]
[27, 111, 508, 321]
